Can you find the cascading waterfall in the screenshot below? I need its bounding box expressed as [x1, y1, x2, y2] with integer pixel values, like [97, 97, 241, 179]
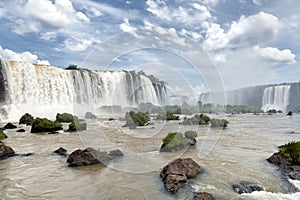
[0, 58, 168, 120]
[261, 85, 291, 112]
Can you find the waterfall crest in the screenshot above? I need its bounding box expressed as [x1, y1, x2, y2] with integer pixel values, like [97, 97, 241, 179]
[0, 58, 168, 120]
[261, 85, 291, 112]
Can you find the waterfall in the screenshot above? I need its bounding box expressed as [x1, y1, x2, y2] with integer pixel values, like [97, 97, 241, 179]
[0, 58, 168, 120]
[261, 85, 291, 112]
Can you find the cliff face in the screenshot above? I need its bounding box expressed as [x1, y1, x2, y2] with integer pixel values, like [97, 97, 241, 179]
[288, 82, 300, 111]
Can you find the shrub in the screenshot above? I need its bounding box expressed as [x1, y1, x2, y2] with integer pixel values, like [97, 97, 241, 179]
[279, 141, 300, 164]
[184, 130, 197, 140]
[0, 131, 7, 140]
[210, 118, 229, 128]
[31, 118, 63, 133]
[19, 113, 34, 125]
[56, 113, 74, 123]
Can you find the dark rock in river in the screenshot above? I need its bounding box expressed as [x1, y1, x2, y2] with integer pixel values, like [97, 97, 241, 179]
[84, 112, 97, 119]
[19, 113, 34, 125]
[160, 158, 202, 194]
[193, 192, 215, 200]
[4, 122, 17, 129]
[31, 118, 63, 133]
[0, 141, 15, 160]
[67, 147, 124, 167]
[232, 181, 264, 194]
[16, 129, 26, 132]
[108, 118, 115, 121]
[54, 147, 68, 156]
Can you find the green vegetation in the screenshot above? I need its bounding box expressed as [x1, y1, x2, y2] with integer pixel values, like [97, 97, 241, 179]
[210, 118, 229, 128]
[180, 114, 210, 125]
[0, 131, 7, 140]
[279, 141, 300, 164]
[162, 132, 190, 149]
[31, 118, 63, 133]
[124, 111, 149, 127]
[19, 113, 34, 125]
[65, 64, 79, 70]
[157, 112, 180, 121]
[84, 112, 97, 119]
[56, 113, 74, 123]
[184, 130, 197, 140]
[68, 119, 87, 132]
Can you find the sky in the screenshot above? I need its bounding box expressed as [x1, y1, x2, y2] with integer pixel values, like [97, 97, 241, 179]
[0, 0, 299, 95]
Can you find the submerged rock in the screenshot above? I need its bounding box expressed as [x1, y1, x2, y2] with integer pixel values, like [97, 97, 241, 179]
[4, 122, 17, 129]
[0, 141, 15, 160]
[67, 147, 123, 167]
[193, 192, 215, 200]
[54, 147, 68, 156]
[16, 129, 26, 132]
[160, 158, 202, 194]
[232, 181, 264, 194]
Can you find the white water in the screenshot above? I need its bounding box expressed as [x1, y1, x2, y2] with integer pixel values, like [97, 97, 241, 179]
[262, 85, 291, 112]
[0, 59, 168, 120]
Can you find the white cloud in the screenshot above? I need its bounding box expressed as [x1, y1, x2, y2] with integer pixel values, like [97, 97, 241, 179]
[254, 46, 296, 64]
[63, 38, 94, 52]
[252, 0, 262, 5]
[202, 22, 228, 51]
[120, 18, 140, 38]
[0, 46, 50, 65]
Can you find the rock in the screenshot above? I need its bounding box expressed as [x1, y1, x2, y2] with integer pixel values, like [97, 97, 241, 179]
[0, 141, 15, 160]
[19, 113, 34, 125]
[85, 112, 97, 119]
[68, 119, 87, 132]
[193, 192, 215, 200]
[48, 131, 61, 134]
[0, 131, 7, 140]
[56, 113, 74, 123]
[54, 147, 68, 156]
[160, 158, 202, 194]
[31, 118, 63, 133]
[267, 152, 290, 169]
[108, 118, 115, 121]
[160, 132, 195, 152]
[17, 153, 34, 157]
[67, 147, 123, 167]
[4, 122, 17, 129]
[287, 111, 293, 116]
[16, 129, 26, 132]
[232, 181, 264, 194]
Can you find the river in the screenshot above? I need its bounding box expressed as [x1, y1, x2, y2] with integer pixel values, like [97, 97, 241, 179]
[1, 113, 300, 199]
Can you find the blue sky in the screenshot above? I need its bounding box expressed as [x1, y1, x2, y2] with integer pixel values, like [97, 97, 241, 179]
[0, 0, 299, 95]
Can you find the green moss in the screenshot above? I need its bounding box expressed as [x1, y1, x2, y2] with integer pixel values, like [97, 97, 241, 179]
[184, 130, 197, 140]
[0, 131, 7, 140]
[157, 112, 180, 120]
[180, 114, 210, 125]
[279, 141, 300, 164]
[124, 111, 149, 126]
[163, 132, 190, 148]
[31, 118, 63, 133]
[19, 113, 34, 125]
[210, 118, 229, 128]
[68, 119, 87, 132]
[56, 113, 74, 123]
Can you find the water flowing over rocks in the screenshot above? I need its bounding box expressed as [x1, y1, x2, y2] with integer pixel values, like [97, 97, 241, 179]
[232, 181, 264, 194]
[67, 148, 124, 167]
[160, 158, 202, 194]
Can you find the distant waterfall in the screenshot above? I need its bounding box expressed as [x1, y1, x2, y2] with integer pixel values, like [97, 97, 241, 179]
[0, 58, 168, 120]
[261, 85, 291, 112]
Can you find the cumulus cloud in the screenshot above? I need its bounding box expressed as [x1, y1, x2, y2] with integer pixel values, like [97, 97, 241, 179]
[254, 46, 296, 64]
[119, 18, 141, 38]
[0, 46, 50, 65]
[63, 38, 94, 52]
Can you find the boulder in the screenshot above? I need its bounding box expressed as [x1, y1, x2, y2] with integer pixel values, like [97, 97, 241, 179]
[160, 158, 202, 194]
[68, 119, 87, 132]
[56, 113, 74, 123]
[232, 181, 264, 194]
[0, 141, 15, 160]
[193, 192, 215, 200]
[54, 147, 68, 156]
[0, 131, 7, 140]
[4, 122, 17, 129]
[19, 113, 34, 125]
[108, 118, 115, 121]
[16, 129, 26, 132]
[31, 118, 63, 133]
[85, 112, 97, 119]
[67, 147, 123, 167]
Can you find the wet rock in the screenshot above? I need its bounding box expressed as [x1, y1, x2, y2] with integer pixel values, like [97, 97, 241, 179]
[31, 118, 63, 133]
[54, 147, 68, 156]
[67, 147, 123, 167]
[18, 153, 34, 157]
[232, 181, 264, 194]
[193, 192, 215, 200]
[4, 122, 17, 129]
[85, 112, 97, 119]
[19, 113, 34, 125]
[48, 131, 61, 134]
[160, 158, 202, 194]
[16, 129, 26, 132]
[0, 141, 15, 160]
[108, 118, 115, 121]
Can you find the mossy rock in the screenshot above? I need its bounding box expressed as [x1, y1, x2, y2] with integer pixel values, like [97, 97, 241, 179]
[184, 130, 197, 140]
[19, 113, 34, 125]
[210, 118, 229, 128]
[84, 112, 97, 119]
[124, 111, 149, 127]
[31, 118, 63, 133]
[279, 141, 300, 164]
[56, 113, 74, 123]
[160, 132, 193, 152]
[68, 119, 87, 132]
[157, 112, 180, 121]
[180, 114, 210, 125]
[0, 131, 7, 140]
